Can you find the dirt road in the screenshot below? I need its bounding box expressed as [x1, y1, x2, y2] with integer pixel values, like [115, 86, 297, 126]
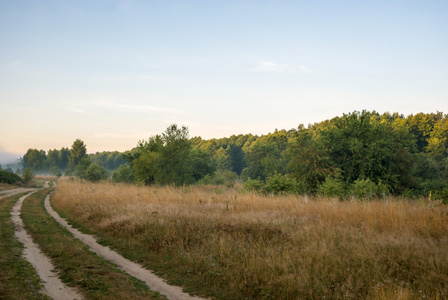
[11, 190, 83, 300]
[0, 187, 35, 200]
[45, 192, 205, 300]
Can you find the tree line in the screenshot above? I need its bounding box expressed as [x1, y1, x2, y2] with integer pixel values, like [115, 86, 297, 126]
[12, 110, 448, 200]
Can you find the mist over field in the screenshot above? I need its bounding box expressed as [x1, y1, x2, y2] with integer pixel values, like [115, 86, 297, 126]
[0, 148, 21, 166]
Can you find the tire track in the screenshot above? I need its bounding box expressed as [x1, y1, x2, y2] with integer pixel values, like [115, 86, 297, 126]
[45, 192, 205, 300]
[11, 190, 83, 300]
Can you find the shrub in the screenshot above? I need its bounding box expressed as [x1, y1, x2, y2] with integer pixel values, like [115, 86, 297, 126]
[318, 176, 346, 199]
[84, 164, 108, 182]
[0, 169, 23, 184]
[22, 168, 34, 184]
[197, 170, 239, 187]
[243, 178, 264, 193]
[265, 173, 298, 195]
[49, 166, 62, 177]
[350, 178, 377, 200]
[433, 188, 448, 204]
[112, 164, 134, 183]
[376, 180, 390, 198]
[218, 170, 238, 187]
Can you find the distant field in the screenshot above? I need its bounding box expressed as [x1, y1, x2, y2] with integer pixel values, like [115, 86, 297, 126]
[52, 179, 448, 299]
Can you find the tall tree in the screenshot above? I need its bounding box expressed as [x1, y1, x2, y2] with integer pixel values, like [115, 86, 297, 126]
[156, 124, 193, 185]
[69, 139, 87, 168]
[22, 149, 47, 172]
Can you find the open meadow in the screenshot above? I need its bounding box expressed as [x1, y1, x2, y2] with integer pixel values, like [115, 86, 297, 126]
[51, 178, 448, 299]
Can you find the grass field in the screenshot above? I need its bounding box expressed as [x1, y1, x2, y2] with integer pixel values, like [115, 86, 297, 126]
[51, 178, 448, 299]
[20, 188, 165, 300]
[0, 192, 50, 300]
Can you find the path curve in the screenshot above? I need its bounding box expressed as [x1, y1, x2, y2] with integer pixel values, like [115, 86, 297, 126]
[45, 193, 205, 300]
[0, 187, 35, 200]
[11, 191, 83, 300]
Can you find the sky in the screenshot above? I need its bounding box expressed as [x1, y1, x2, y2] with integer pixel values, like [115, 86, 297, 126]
[1, 0, 447, 162]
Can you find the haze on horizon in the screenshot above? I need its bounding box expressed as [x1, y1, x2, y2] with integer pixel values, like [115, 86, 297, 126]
[1, 0, 447, 158]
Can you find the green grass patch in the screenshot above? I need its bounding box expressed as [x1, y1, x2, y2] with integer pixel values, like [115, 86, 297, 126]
[21, 188, 166, 300]
[0, 192, 50, 300]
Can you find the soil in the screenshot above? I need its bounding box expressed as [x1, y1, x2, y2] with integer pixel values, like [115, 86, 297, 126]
[45, 192, 206, 300]
[11, 189, 83, 300]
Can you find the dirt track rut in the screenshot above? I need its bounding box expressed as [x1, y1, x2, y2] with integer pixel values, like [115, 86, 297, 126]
[11, 189, 83, 300]
[45, 192, 205, 300]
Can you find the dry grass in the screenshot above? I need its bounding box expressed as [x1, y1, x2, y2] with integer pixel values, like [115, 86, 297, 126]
[52, 178, 448, 299]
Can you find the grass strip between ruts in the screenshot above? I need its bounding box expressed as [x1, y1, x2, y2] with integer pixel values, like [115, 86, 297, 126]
[20, 188, 166, 300]
[0, 192, 50, 300]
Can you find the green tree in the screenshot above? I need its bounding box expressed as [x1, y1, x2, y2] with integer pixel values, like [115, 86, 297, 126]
[156, 124, 194, 185]
[23, 149, 46, 172]
[286, 127, 335, 192]
[133, 151, 159, 185]
[57, 147, 70, 170]
[112, 164, 134, 183]
[74, 157, 91, 178]
[69, 139, 87, 169]
[84, 164, 108, 182]
[241, 141, 284, 181]
[319, 111, 415, 193]
[191, 147, 215, 182]
[213, 147, 232, 171]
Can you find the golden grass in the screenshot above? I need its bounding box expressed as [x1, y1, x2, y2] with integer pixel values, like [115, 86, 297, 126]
[52, 178, 448, 299]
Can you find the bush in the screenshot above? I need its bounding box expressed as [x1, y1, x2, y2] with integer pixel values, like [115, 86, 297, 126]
[376, 180, 390, 198]
[265, 173, 298, 195]
[22, 168, 34, 184]
[433, 188, 448, 204]
[84, 164, 108, 182]
[243, 178, 264, 193]
[112, 164, 134, 183]
[49, 166, 62, 177]
[349, 178, 390, 200]
[0, 169, 23, 184]
[318, 176, 346, 199]
[350, 178, 377, 200]
[197, 170, 239, 187]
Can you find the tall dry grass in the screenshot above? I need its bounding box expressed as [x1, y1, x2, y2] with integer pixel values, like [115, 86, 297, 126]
[52, 178, 448, 299]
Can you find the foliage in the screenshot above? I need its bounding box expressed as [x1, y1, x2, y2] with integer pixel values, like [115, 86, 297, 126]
[69, 139, 88, 169]
[241, 142, 284, 181]
[89, 151, 127, 170]
[112, 164, 134, 183]
[264, 173, 299, 195]
[84, 164, 108, 182]
[286, 128, 335, 192]
[22, 167, 34, 184]
[198, 170, 238, 187]
[317, 175, 347, 199]
[349, 178, 390, 200]
[48, 166, 62, 177]
[72, 157, 90, 178]
[320, 111, 415, 193]
[22, 148, 46, 172]
[243, 178, 264, 192]
[17, 110, 448, 197]
[127, 124, 214, 186]
[0, 169, 22, 184]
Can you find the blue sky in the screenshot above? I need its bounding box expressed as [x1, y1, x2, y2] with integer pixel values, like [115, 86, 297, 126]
[0, 0, 447, 160]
